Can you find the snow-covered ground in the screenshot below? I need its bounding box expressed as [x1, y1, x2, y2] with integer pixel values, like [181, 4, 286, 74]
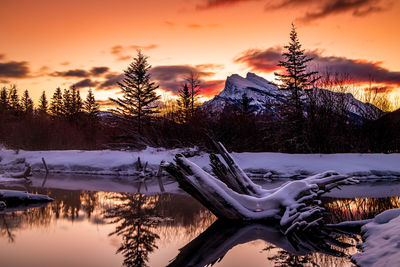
[1, 147, 400, 180]
[352, 208, 400, 266]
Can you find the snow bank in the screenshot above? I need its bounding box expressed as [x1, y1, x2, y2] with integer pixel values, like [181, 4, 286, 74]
[352, 208, 400, 266]
[0, 147, 399, 179]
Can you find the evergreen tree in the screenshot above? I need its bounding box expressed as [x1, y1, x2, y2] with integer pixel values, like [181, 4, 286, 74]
[177, 83, 191, 123]
[71, 86, 83, 116]
[21, 89, 33, 114]
[110, 50, 160, 134]
[38, 91, 48, 114]
[0, 86, 9, 113]
[63, 88, 73, 117]
[50, 87, 64, 117]
[84, 88, 99, 117]
[8, 85, 21, 115]
[275, 24, 319, 116]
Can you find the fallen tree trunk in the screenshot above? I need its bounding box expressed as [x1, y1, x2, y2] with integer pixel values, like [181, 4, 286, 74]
[163, 142, 358, 233]
[0, 189, 53, 208]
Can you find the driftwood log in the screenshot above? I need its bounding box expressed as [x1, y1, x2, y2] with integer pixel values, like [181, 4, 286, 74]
[163, 142, 358, 234]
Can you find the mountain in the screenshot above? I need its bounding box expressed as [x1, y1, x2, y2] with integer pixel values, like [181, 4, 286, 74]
[202, 72, 383, 120]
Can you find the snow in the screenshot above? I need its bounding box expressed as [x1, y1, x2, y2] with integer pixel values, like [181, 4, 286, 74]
[202, 72, 382, 119]
[352, 208, 400, 266]
[1, 147, 399, 179]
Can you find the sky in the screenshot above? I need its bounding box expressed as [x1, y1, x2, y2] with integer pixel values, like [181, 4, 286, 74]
[1, 0, 400, 108]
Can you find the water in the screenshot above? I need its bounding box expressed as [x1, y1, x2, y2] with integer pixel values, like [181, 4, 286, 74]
[1, 175, 400, 267]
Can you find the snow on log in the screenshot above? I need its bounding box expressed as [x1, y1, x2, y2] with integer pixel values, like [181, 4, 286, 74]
[163, 142, 358, 233]
[0, 189, 53, 207]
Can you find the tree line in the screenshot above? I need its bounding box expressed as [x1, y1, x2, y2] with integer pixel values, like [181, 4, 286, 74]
[0, 85, 104, 149]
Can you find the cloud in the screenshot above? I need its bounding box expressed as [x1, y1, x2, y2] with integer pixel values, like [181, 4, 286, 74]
[0, 61, 30, 78]
[97, 73, 124, 90]
[51, 69, 90, 78]
[90, 66, 109, 76]
[196, 0, 390, 21]
[150, 65, 218, 93]
[200, 80, 226, 96]
[0, 54, 5, 60]
[264, 0, 390, 22]
[60, 61, 70, 66]
[235, 47, 283, 72]
[236, 46, 400, 85]
[110, 44, 158, 61]
[196, 0, 259, 10]
[72, 78, 98, 89]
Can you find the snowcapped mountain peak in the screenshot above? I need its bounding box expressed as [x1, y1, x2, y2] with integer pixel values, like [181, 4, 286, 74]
[202, 72, 383, 120]
[203, 72, 285, 113]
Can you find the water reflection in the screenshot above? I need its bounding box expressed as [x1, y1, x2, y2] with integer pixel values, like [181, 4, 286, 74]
[104, 193, 162, 267]
[167, 220, 356, 267]
[0, 184, 400, 267]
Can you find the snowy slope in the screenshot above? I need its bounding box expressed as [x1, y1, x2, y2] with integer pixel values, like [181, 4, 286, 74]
[352, 208, 400, 266]
[1, 148, 400, 179]
[202, 72, 382, 119]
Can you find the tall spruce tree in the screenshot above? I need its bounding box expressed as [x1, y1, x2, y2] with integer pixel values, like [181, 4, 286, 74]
[21, 90, 33, 114]
[177, 83, 191, 123]
[275, 24, 319, 117]
[0, 87, 9, 114]
[110, 50, 160, 134]
[84, 88, 99, 117]
[38, 91, 48, 114]
[8, 85, 21, 115]
[50, 87, 64, 117]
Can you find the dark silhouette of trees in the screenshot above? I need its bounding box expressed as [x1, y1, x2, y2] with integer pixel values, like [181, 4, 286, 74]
[50, 87, 64, 117]
[21, 90, 33, 115]
[104, 194, 161, 267]
[275, 24, 319, 114]
[38, 91, 48, 115]
[177, 83, 191, 123]
[110, 50, 160, 134]
[84, 88, 99, 117]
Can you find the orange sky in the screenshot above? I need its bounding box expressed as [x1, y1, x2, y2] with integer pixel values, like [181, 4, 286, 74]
[1, 0, 400, 107]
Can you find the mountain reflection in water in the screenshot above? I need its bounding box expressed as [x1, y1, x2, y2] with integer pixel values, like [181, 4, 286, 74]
[1, 184, 400, 267]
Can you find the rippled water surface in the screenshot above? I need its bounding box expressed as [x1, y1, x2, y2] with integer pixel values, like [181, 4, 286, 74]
[1, 175, 400, 267]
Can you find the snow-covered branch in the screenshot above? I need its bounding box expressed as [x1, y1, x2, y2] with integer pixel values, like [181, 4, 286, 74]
[163, 142, 358, 233]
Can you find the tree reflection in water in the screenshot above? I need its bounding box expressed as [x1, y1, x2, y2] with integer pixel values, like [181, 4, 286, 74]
[104, 193, 164, 267]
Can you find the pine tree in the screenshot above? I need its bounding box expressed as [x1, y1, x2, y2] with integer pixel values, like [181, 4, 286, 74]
[38, 91, 48, 114]
[0, 87, 9, 114]
[8, 85, 21, 115]
[63, 88, 73, 118]
[177, 83, 191, 123]
[50, 87, 64, 117]
[110, 50, 160, 134]
[21, 90, 33, 114]
[84, 88, 99, 117]
[275, 24, 319, 116]
[71, 86, 83, 116]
